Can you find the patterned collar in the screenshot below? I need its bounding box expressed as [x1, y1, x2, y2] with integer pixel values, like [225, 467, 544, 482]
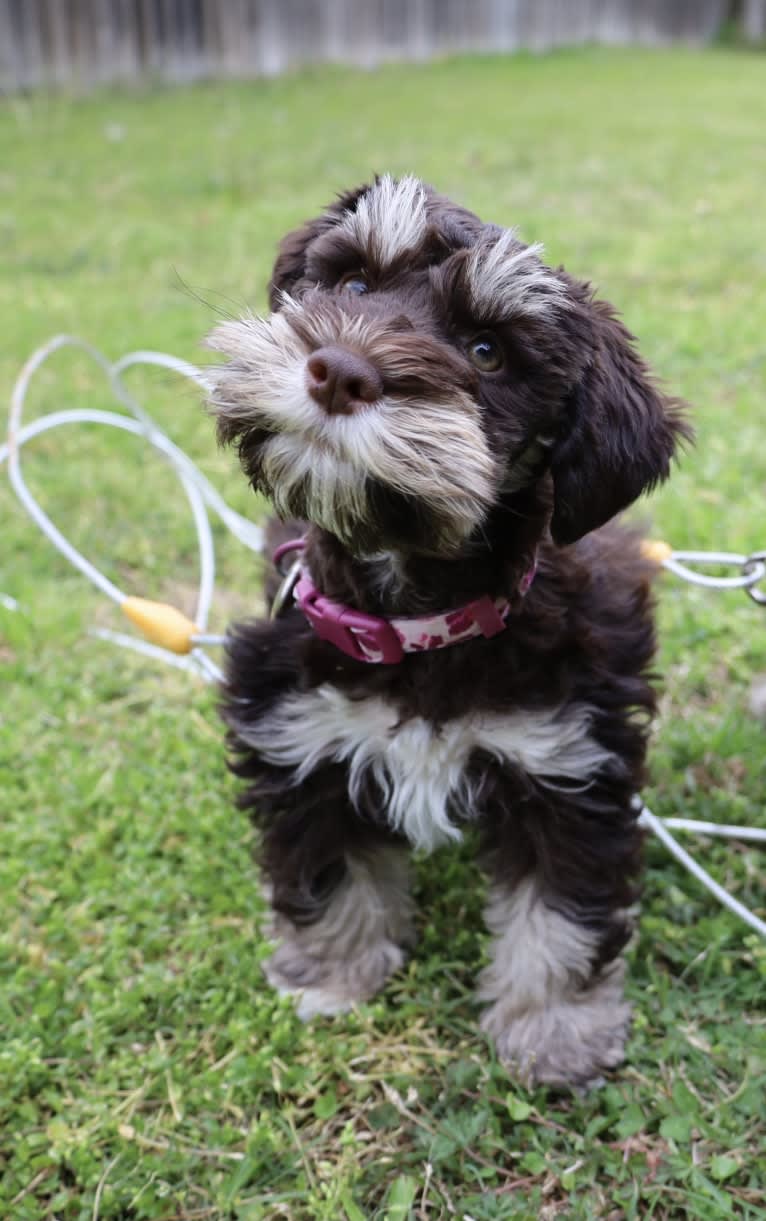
[273, 539, 536, 666]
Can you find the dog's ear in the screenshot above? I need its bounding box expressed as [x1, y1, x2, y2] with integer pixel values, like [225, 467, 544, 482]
[268, 183, 373, 309]
[268, 218, 327, 308]
[549, 285, 690, 544]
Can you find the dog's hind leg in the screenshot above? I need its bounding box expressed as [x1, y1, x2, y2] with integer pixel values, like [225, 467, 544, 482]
[263, 840, 414, 1019]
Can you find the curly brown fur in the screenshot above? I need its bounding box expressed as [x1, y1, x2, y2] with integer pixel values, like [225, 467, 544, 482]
[207, 176, 690, 1087]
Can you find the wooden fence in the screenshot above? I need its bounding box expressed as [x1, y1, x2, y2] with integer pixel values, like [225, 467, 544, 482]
[1, 0, 763, 93]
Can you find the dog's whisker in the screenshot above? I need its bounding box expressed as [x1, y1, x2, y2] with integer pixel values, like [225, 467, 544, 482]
[173, 271, 244, 321]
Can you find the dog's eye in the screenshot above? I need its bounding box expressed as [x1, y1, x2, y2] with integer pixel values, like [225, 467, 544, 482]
[468, 336, 503, 373]
[338, 273, 369, 296]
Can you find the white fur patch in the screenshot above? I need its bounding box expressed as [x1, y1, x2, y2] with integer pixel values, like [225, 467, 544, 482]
[233, 687, 617, 853]
[340, 174, 428, 266]
[479, 879, 597, 1013]
[465, 229, 569, 322]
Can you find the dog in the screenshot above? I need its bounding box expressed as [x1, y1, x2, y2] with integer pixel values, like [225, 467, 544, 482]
[206, 176, 689, 1087]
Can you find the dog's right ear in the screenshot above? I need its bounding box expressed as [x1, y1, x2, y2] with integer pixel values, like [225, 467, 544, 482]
[268, 184, 373, 309]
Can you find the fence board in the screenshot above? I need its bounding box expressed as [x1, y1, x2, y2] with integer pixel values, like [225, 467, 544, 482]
[10, 0, 45, 89]
[0, 0, 753, 94]
[743, 0, 766, 39]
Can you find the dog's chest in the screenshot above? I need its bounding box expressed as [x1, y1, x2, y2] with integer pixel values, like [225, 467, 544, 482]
[236, 684, 613, 853]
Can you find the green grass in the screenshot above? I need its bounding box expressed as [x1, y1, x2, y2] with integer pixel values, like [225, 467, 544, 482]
[2, 46, 766, 1220]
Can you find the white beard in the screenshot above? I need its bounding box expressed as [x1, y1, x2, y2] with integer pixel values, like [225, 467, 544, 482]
[208, 304, 497, 551]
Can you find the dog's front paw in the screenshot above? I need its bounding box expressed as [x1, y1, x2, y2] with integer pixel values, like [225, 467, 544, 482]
[481, 971, 631, 1089]
[264, 939, 405, 1019]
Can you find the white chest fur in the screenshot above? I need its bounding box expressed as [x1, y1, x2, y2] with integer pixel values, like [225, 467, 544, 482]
[233, 685, 615, 853]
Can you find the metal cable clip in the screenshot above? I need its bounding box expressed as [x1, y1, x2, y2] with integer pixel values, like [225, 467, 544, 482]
[269, 538, 306, 620]
[270, 558, 303, 620]
[743, 550, 766, 605]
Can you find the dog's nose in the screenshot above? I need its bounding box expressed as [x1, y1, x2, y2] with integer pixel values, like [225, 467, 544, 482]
[306, 346, 383, 416]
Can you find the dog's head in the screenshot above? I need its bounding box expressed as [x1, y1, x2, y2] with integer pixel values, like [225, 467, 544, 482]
[208, 176, 688, 556]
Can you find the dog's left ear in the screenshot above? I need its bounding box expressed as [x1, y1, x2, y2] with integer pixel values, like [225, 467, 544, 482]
[549, 285, 691, 544]
[268, 218, 327, 308]
[268, 183, 374, 309]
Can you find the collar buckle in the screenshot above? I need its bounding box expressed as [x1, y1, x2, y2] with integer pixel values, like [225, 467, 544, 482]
[295, 574, 405, 664]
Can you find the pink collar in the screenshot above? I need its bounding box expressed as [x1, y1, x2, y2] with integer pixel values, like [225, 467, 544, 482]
[274, 539, 536, 665]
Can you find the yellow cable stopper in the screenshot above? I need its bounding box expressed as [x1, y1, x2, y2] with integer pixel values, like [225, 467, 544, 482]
[641, 539, 673, 565]
[121, 597, 199, 654]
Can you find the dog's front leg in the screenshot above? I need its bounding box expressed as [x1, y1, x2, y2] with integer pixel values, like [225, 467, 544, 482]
[262, 832, 414, 1020]
[478, 880, 632, 1088]
[477, 791, 639, 1088]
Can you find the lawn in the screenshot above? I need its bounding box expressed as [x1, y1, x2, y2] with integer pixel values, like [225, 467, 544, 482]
[1, 45, 765, 1221]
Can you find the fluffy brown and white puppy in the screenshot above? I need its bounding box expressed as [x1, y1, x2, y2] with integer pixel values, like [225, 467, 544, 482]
[207, 176, 689, 1087]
